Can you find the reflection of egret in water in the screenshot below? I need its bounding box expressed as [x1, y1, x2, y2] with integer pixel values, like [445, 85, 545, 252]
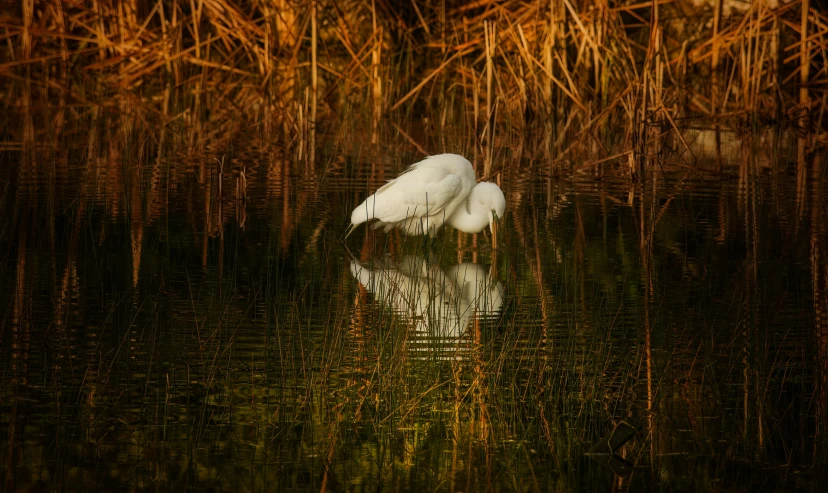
[350, 256, 504, 358]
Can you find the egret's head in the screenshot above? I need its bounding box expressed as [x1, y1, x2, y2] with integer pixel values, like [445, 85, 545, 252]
[473, 182, 506, 230]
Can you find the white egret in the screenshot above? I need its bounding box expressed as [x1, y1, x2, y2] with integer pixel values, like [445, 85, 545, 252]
[349, 154, 506, 236]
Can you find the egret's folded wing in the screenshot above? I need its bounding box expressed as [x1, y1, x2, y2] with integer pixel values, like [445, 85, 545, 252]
[371, 173, 463, 223]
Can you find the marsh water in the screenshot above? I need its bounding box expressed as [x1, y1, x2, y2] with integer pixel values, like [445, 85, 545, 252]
[1, 120, 827, 492]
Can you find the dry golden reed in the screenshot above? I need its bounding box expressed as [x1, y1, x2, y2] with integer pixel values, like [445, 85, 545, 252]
[1, 0, 825, 173]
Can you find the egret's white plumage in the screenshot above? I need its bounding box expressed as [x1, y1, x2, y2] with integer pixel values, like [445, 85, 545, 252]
[349, 154, 506, 236]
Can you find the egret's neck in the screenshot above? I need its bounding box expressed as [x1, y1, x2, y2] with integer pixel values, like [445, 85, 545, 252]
[447, 198, 489, 234]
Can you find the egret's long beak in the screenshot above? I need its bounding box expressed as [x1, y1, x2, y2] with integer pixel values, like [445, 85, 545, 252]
[488, 209, 501, 231]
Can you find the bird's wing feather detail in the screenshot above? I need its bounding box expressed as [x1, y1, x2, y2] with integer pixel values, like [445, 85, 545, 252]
[371, 173, 463, 223]
[350, 155, 475, 230]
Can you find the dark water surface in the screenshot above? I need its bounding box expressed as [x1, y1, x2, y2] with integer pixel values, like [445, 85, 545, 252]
[1, 120, 827, 491]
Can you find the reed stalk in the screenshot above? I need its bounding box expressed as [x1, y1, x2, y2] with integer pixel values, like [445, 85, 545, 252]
[711, 0, 723, 113]
[796, 1, 811, 214]
[310, 0, 318, 166]
[371, 0, 382, 145]
[484, 20, 496, 176]
[800, 0, 811, 128]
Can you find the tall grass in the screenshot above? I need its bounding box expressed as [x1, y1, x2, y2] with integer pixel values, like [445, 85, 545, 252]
[2, 1, 825, 178]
